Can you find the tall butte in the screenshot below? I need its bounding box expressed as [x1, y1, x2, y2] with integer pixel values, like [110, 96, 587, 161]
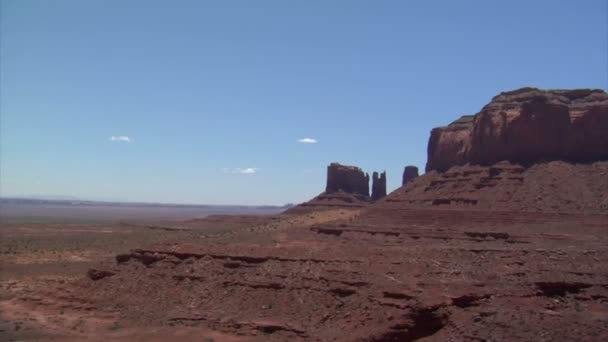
[325, 163, 369, 197]
[371, 171, 387, 201]
[426, 87, 608, 172]
[388, 87, 608, 215]
[402, 166, 419, 186]
[287, 162, 390, 213]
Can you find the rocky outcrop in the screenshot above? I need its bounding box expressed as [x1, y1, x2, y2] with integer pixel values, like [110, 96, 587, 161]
[289, 163, 390, 213]
[402, 166, 419, 186]
[326, 163, 370, 197]
[371, 171, 387, 201]
[426, 88, 608, 172]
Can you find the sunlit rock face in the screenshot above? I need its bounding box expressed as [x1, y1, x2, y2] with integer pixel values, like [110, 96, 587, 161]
[426, 88, 608, 172]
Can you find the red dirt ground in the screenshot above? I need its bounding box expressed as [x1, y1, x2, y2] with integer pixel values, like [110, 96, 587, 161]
[2, 203, 606, 341]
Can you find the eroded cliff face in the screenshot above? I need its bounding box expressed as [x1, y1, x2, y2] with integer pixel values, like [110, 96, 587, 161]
[426, 115, 474, 172]
[426, 88, 608, 172]
[326, 163, 370, 197]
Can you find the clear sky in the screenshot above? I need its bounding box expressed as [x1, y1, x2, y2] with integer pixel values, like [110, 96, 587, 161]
[1, 0, 606, 205]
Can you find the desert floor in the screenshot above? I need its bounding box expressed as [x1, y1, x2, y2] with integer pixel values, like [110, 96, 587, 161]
[1, 208, 607, 341]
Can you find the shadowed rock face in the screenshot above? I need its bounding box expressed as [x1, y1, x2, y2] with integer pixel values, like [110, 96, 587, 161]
[371, 171, 387, 201]
[326, 163, 370, 197]
[426, 88, 608, 172]
[402, 166, 419, 186]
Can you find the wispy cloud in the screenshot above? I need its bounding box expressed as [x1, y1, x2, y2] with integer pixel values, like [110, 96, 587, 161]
[109, 136, 131, 143]
[238, 167, 258, 174]
[297, 137, 317, 144]
[223, 167, 259, 174]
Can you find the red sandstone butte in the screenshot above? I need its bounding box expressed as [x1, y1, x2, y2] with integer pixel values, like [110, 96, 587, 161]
[371, 171, 387, 201]
[402, 165, 419, 186]
[287, 163, 373, 213]
[426, 88, 608, 172]
[325, 162, 370, 197]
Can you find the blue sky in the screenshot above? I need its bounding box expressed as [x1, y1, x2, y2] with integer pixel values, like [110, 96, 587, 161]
[1, 0, 606, 205]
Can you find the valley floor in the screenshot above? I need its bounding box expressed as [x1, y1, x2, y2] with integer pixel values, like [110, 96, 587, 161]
[1, 208, 607, 341]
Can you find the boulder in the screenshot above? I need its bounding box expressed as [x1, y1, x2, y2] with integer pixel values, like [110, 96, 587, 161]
[426, 88, 608, 172]
[87, 268, 115, 281]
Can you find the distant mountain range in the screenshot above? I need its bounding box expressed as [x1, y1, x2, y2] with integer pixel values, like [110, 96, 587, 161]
[0, 196, 294, 209]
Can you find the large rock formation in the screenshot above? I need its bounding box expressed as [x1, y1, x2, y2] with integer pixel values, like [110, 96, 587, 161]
[371, 171, 387, 201]
[326, 163, 369, 197]
[390, 87, 608, 215]
[402, 166, 419, 186]
[427, 88, 608, 172]
[288, 163, 392, 214]
[287, 163, 372, 214]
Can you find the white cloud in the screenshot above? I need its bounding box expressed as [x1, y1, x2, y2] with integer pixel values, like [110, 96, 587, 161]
[109, 136, 131, 143]
[297, 137, 317, 144]
[237, 167, 258, 174]
[222, 167, 258, 174]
